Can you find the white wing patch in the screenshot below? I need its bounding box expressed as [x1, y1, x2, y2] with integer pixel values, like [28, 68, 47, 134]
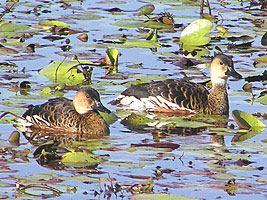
[26, 115, 51, 127]
[115, 94, 194, 112]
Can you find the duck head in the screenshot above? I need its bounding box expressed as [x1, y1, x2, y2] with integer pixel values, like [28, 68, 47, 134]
[73, 87, 111, 114]
[210, 54, 242, 87]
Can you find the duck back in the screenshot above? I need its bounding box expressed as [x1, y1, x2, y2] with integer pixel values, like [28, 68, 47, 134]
[113, 79, 210, 113]
[22, 97, 109, 136]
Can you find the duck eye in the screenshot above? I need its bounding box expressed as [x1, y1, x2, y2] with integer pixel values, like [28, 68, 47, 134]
[219, 61, 224, 65]
[86, 95, 90, 99]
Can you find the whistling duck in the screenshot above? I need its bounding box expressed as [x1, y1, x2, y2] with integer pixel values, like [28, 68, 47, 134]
[110, 54, 242, 115]
[16, 87, 110, 136]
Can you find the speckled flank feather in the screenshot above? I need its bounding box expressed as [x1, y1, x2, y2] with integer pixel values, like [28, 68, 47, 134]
[21, 88, 110, 137]
[111, 54, 242, 115]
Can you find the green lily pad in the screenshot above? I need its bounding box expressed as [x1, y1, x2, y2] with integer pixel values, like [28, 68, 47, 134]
[124, 113, 154, 126]
[180, 19, 213, 47]
[39, 20, 69, 28]
[99, 111, 117, 125]
[61, 152, 103, 167]
[232, 110, 266, 132]
[124, 39, 161, 48]
[131, 193, 200, 200]
[254, 55, 267, 68]
[39, 60, 94, 85]
[0, 22, 28, 32]
[156, 116, 212, 128]
[59, 175, 108, 182]
[134, 4, 155, 16]
[211, 173, 247, 180]
[256, 95, 267, 105]
[40, 87, 52, 96]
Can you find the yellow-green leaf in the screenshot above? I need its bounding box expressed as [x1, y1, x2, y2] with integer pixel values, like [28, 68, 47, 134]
[105, 48, 119, 66]
[131, 193, 200, 200]
[134, 4, 155, 16]
[256, 95, 267, 105]
[62, 152, 103, 167]
[39, 20, 69, 27]
[180, 19, 213, 46]
[232, 110, 266, 131]
[39, 60, 94, 85]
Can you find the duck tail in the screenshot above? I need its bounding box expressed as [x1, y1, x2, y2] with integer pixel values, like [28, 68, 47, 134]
[0, 111, 33, 130]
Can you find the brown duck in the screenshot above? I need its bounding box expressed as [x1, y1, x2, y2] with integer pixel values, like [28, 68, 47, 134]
[12, 87, 110, 136]
[110, 54, 242, 115]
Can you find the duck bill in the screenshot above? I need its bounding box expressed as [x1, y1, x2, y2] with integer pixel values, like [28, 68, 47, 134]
[93, 101, 111, 114]
[225, 67, 242, 79]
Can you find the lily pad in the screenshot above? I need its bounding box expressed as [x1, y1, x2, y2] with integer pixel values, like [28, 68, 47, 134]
[131, 193, 200, 200]
[124, 113, 154, 126]
[180, 19, 213, 47]
[134, 4, 155, 16]
[99, 111, 117, 124]
[39, 20, 69, 28]
[39, 60, 95, 85]
[254, 55, 267, 68]
[232, 110, 266, 132]
[256, 95, 267, 105]
[61, 152, 103, 167]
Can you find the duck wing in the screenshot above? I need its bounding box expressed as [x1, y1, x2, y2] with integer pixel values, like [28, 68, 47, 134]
[121, 79, 210, 112]
[22, 97, 74, 127]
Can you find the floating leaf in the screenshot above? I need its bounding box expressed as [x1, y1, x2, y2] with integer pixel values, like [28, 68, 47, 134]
[156, 116, 212, 128]
[180, 19, 213, 46]
[59, 175, 108, 182]
[99, 111, 117, 124]
[124, 113, 153, 126]
[131, 193, 200, 200]
[134, 4, 155, 16]
[123, 39, 161, 48]
[232, 110, 266, 132]
[256, 95, 267, 105]
[39, 20, 69, 28]
[211, 173, 247, 180]
[40, 87, 52, 96]
[201, 14, 217, 20]
[254, 55, 267, 68]
[39, 60, 95, 85]
[242, 82, 252, 92]
[8, 131, 20, 145]
[146, 29, 158, 42]
[105, 48, 119, 66]
[0, 46, 19, 54]
[216, 25, 228, 34]
[0, 22, 28, 32]
[61, 152, 103, 167]
[77, 33, 88, 42]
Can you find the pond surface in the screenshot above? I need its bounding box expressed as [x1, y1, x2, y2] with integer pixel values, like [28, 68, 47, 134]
[0, 0, 266, 199]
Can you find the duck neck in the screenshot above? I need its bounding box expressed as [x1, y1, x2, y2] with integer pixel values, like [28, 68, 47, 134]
[207, 80, 229, 115]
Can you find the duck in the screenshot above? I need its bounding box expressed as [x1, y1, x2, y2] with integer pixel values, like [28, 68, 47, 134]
[11, 87, 110, 136]
[110, 54, 242, 115]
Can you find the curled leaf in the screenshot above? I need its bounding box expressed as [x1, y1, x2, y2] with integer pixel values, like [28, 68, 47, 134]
[105, 48, 119, 66]
[232, 110, 266, 132]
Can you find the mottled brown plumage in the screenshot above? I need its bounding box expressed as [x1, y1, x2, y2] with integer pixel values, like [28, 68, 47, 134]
[20, 87, 110, 136]
[111, 54, 242, 115]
